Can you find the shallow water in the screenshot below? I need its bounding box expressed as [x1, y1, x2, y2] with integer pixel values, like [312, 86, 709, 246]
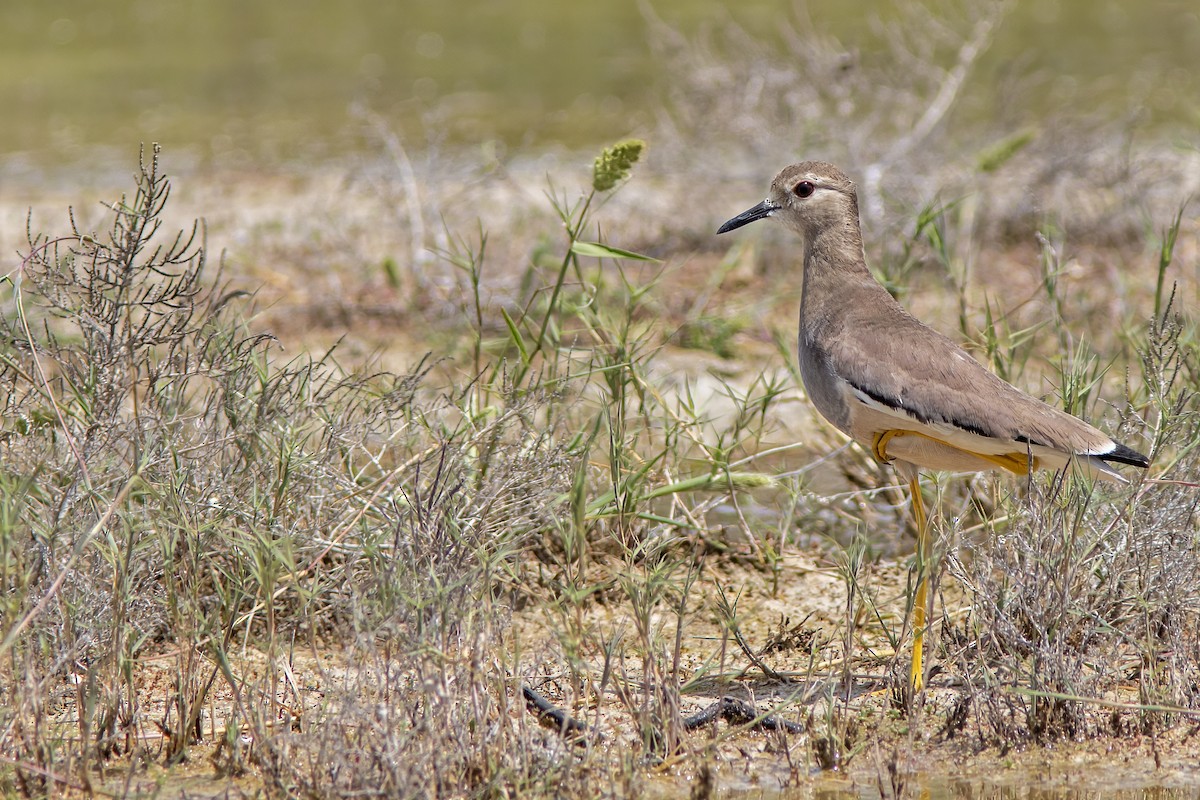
[3, 1, 1196, 173]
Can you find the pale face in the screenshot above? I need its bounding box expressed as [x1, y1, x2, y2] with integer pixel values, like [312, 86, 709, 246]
[717, 161, 857, 240]
[765, 165, 855, 238]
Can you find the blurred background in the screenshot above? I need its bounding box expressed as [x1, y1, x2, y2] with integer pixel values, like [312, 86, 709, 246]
[1, 0, 1196, 180]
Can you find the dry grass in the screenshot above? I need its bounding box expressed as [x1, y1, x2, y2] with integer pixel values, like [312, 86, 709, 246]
[2, 11, 1200, 798]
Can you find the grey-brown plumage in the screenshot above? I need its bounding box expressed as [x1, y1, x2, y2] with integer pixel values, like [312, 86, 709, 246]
[717, 161, 1149, 482]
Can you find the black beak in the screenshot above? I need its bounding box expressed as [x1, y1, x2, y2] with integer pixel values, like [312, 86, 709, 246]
[716, 200, 777, 234]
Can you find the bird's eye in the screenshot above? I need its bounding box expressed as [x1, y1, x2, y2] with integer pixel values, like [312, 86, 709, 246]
[793, 181, 815, 198]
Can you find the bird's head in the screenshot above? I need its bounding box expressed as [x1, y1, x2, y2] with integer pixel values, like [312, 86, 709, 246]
[717, 161, 857, 240]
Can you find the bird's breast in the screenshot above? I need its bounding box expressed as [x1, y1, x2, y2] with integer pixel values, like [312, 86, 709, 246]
[796, 332, 854, 434]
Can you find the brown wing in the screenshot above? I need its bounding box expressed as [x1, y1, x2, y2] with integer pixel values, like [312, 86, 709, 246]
[815, 293, 1116, 457]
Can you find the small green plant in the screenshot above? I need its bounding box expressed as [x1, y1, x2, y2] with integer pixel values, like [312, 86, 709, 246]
[675, 315, 743, 358]
[975, 129, 1036, 173]
[592, 139, 645, 192]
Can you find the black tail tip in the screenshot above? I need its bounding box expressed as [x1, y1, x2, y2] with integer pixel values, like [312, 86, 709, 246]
[1103, 441, 1150, 469]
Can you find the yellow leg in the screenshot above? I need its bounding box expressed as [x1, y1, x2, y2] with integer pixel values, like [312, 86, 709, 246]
[909, 475, 928, 693]
[873, 430, 932, 693]
[872, 429, 905, 464]
[871, 426, 1040, 692]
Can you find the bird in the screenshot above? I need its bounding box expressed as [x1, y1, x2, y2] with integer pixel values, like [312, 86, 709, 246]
[716, 161, 1149, 692]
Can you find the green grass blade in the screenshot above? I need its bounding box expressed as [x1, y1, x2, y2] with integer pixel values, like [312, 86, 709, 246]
[570, 241, 659, 261]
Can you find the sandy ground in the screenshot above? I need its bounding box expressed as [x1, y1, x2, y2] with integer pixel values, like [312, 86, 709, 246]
[47, 548, 1200, 797]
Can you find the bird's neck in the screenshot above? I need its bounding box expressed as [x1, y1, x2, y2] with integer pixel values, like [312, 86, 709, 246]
[800, 222, 875, 303]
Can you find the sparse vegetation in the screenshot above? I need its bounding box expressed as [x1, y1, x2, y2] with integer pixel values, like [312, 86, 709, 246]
[2, 9, 1200, 799]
